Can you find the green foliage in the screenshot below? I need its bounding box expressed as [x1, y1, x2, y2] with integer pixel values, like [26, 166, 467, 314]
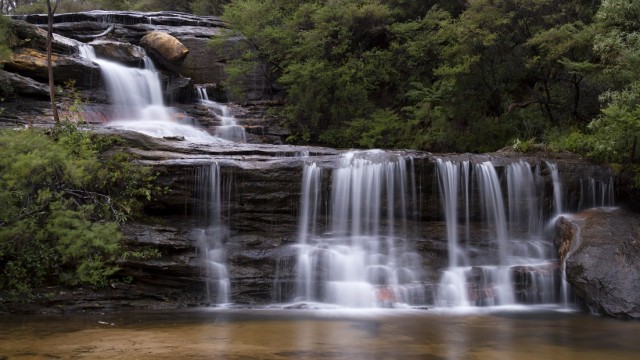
[218, 0, 399, 145]
[0, 123, 158, 292]
[191, 0, 228, 15]
[511, 138, 538, 153]
[587, 84, 640, 163]
[320, 109, 419, 149]
[545, 0, 640, 186]
[0, 14, 10, 114]
[10, 1, 47, 14]
[215, 0, 610, 152]
[0, 14, 9, 61]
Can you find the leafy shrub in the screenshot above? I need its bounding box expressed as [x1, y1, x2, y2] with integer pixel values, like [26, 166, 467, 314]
[0, 122, 158, 292]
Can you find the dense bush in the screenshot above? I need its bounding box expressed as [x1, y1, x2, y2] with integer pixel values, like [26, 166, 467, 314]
[0, 123, 158, 293]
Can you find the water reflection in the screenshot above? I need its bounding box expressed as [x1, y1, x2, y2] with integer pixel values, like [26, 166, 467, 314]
[1, 308, 639, 359]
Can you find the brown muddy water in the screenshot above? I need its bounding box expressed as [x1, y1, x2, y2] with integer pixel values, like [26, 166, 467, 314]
[1, 306, 639, 359]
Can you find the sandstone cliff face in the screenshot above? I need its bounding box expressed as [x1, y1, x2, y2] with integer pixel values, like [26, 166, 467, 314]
[556, 208, 640, 319]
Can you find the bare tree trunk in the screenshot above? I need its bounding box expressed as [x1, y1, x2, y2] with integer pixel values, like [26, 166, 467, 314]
[47, 0, 59, 123]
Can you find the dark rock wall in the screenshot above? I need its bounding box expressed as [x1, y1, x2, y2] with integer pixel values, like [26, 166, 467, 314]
[556, 208, 640, 319]
[116, 137, 616, 308]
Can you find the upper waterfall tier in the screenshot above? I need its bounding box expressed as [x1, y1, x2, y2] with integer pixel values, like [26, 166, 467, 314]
[77, 43, 227, 143]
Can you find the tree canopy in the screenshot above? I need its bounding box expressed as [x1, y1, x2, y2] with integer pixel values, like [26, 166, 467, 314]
[215, 1, 602, 150]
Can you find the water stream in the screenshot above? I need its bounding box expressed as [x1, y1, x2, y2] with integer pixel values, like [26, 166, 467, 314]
[193, 163, 231, 306]
[279, 151, 425, 308]
[77, 44, 225, 143]
[195, 85, 247, 142]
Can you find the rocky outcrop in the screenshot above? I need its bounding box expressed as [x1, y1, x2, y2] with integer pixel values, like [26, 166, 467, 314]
[0, 69, 49, 98]
[2, 20, 100, 89]
[7, 20, 78, 54]
[108, 134, 613, 307]
[140, 31, 189, 71]
[4, 48, 100, 88]
[556, 208, 640, 319]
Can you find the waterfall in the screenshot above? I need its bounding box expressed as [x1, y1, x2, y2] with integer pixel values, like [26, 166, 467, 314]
[578, 176, 615, 210]
[194, 163, 231, 305]
[77, 44, 223, 143]
[287, 151, 425, 308]
[435, 158, 619, 308]
[436, 159, 466, 268]
[195, 86, 247, 142]
[295, 162, 322, 301]
[546, 161, 564, 216]
[436, 160, 561, 307]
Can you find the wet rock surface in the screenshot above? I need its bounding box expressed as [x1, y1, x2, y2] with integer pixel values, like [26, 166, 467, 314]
[556, 208, 640, 319]
[106, 134, 613, 308]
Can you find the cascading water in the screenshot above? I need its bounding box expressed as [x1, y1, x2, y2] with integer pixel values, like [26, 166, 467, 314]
[74, 38, 617, 311]
[77, 44, 224, 143]
[193, 163, 231, 305]
[436, 159, 615, 308]
[547, 161, 564, 216]
[436, 161, 518, 307]
[548, 160, 615, 307]
[436, 159, 554, 307]
[282, 150, 425, 308]
[195, 86, 246, 143]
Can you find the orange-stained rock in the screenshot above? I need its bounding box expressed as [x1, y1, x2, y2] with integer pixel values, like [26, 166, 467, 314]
[2, 48, 100, 88]
[140, 31, 189, 70]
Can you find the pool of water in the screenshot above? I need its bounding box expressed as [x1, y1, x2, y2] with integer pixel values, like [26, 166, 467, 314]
[1, 306, 639, 359]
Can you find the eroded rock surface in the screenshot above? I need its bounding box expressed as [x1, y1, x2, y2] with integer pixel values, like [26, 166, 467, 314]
[140, 31, 189, 71]
[556, 208, 640, 319]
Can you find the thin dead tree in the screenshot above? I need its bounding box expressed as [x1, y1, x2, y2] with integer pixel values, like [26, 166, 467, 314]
[46, 0, 59, 123]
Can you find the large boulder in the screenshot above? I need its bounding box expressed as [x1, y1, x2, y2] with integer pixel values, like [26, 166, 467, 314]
[556, 208, 640, 319]
[140, 31, 189, 71]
